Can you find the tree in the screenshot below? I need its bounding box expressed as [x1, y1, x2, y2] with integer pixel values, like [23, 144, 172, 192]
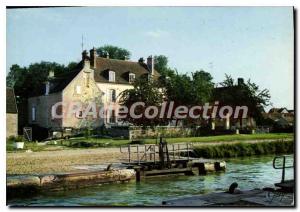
[214, 74, 271, 123]
[154, 55, 176, 80]
[6, 61, 77, 99]
[164, 70, 214, 105]
[191, 70, 214, 104]
[119, 78, 166, 127]
[96, 45, 131, 60]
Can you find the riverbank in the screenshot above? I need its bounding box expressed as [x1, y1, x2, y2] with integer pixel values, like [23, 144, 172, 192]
[193, 139, 294, 158]
[6, 133, 293, 152]
[7, 138, 293, 175]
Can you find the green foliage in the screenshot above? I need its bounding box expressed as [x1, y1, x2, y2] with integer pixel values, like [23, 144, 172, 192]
[193, 140, 294, 159]
[130, 140, 145, 145]
[96, 45, 131, 60]
[6, 61, 77, 99]
[7, 135, 25, 143]
[119, 78, 166, 126]
[154, 55, 176, 78]
[84, 128, 92, 139]
[215, 74, 271, 123]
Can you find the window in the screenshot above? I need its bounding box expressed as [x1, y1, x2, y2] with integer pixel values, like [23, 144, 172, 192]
[129, 73, 135, 83]
[75, 85, 81, 94]
[32, 106, 36, 121]
[76, 111, 83, 119]
[109, 110, 116, 123]
[109, 71, 115, 82]
[109, 89, 116, 102]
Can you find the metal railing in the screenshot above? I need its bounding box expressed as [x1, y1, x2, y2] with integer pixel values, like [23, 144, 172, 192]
[273, 155, 294, 183]
[120, 143, 193, 164]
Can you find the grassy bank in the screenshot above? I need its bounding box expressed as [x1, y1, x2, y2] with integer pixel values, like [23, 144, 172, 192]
[193, 139, 294, 159]
[62, 133, 293, 147]
[7, 133, 293, 152]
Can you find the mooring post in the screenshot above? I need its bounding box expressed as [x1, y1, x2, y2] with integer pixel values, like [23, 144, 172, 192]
[128, 145, 131, 163]
[136, 167, 141, 182]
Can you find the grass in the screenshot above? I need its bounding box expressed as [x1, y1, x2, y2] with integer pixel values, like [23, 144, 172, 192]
[193, 139, 294, 159]
[143, 133, 293, 144]
[6, 133, 293, 152]
[60, 133, 293, 148]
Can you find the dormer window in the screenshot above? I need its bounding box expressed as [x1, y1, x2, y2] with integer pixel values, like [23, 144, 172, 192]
[109, 71, 115, 82]
[129, 73, 135, 83]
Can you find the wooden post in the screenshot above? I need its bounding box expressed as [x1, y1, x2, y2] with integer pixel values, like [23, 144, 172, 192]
[187, 143, 189, 160]
[198, 163, 206, 175]
[137, 145, 140, 165]
[128, 146, 131, 163]
[214, 162, 221, 171]
[282, 156, 286, 183]
[136, 168, 141, 182]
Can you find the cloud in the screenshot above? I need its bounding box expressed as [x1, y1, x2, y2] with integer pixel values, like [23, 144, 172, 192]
[145, 29, 169, 38]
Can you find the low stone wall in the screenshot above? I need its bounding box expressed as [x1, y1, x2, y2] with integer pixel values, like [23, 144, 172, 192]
[129, 126, 193, 140]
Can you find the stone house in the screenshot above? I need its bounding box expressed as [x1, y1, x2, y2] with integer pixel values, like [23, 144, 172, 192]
[28, 48, 159, 133]
[6, 87, 18, 137]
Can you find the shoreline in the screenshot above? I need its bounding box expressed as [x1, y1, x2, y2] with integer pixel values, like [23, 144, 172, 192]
[7, 138, 293, 175]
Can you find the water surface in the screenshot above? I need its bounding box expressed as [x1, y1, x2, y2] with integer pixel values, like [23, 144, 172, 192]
[8, 154, 294, 206]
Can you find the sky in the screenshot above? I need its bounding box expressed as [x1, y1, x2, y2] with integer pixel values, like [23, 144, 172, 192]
[6, 7, 294, 110]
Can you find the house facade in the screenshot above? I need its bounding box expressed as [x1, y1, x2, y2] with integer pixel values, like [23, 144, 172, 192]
[6, 87, 18, 137]
[28, 48, 159, 131]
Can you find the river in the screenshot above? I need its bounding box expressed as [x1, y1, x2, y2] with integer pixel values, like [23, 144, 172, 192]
[8, 154, 294, 206]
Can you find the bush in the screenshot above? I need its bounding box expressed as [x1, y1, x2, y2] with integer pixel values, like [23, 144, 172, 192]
[7, 135, 25, 143]
[193, 140, 294, 159]
[70, 141, 96, 148]
[130, 140, 145, 145]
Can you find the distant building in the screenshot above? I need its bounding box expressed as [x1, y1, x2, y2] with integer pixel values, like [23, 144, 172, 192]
[6, 87, 18, 137]
[266, 107, 294, 127]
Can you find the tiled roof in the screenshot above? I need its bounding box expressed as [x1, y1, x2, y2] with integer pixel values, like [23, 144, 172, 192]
[93, 57, 159, 84]
[31, 56, 159, 97]
[6, 87, 18, 114]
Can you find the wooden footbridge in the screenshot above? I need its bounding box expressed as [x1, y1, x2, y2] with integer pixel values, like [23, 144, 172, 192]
[120, 138, 226, 181]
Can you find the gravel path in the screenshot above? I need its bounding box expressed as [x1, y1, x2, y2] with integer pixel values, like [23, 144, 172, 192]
[7, 148, 123, 175]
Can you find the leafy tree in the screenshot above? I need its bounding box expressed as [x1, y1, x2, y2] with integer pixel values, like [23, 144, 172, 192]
[164, 70, 214, 105]
[214, 74, 271, 123]
[154, 55, 177, 80]
[119, 78, 166, 127]
[220, 74, 235, 87]
[96, 45, 131, 60]
[6, 61, 76, 99]
[191, 70, 214, 104]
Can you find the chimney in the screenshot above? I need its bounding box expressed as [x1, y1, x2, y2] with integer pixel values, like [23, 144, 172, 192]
[106, 52, 110, 59]
[83, 59, 90, 69]
[90, 47, 97, 68]
[147, 55, 154, 75]
[82, 50, 88, 60]
[238, 78, 244, 86]
[138, 57, 145, 63]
